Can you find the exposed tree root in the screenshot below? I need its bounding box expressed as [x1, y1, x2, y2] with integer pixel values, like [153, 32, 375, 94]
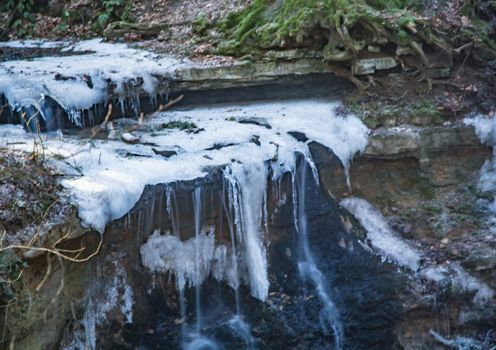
[330, 65, 365, 90]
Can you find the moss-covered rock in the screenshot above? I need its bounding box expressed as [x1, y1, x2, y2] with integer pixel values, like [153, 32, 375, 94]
[216, 0, 446, 61]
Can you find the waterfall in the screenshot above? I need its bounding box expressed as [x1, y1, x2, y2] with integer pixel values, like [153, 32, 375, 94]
[293, 160, 344, 349]
[193, 187, 203, 334]
[220, 181, 256, 348]
[126, 99, 371, 348]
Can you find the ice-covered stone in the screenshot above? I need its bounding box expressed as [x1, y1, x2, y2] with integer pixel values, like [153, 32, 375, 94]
[340, 197, 421, 271]
[0, 39, 186, 126]
[1, 99, 368, 235]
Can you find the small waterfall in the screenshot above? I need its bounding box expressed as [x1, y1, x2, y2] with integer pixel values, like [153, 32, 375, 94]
[293, 160, 344, 349]
[220, 183, 256, 348]
[166, 188, 188, 339]
[193, 187, 203, 334]
[165, 186, 220, 350]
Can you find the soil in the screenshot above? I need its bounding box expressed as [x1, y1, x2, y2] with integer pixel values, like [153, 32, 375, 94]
[0, 147, 71, 247]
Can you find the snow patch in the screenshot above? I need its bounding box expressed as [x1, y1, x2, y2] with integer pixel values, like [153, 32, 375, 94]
[340, 197, 421, 271]
[464, 115, 496, 146]
[0, 39, 186, 125]
[2, 99, 368, 234]
[96, 261, 134, 323]
[339, 197, 494, 305]
[464, 115, 496, 231]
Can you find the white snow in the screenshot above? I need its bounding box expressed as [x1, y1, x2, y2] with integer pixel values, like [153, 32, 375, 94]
[422, 263, 494, 305]
[1, 99, 368, 234]
[340, 197, 421, 270]
[0, 39, 67, 49]
[96, 261, 135, 323]
[464, 115, 496, 146]
[451, 263, 494, 304]
[340, 197, 494, 305]
[2, 99, 369, 301]
[464, 115, 496, 231]
[0, 39, 186, 125]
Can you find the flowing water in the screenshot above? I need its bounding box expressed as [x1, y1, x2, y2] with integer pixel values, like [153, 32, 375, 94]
[293, 160, 344, 349]
[193, 187, 203, 335]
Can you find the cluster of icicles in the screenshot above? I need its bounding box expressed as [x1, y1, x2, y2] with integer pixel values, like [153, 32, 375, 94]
[140, 156, 343, 349]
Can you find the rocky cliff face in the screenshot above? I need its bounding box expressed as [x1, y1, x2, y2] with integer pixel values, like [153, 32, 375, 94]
[0, 48, 494, 348]
[3, 118, 494, 349]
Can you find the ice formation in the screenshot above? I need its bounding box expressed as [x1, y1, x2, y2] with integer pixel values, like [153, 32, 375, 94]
[341, 196, 494, 305]
[224, 162, 270, 300]
[1, 98, 368, 302]
[340, 197, 421, 270]
[0, 99, 368, 234]
[140, 228, 228, 290]
[465, 115, 496, 230]
[96, 261, 134, 323]
[0, 39, 186, 126]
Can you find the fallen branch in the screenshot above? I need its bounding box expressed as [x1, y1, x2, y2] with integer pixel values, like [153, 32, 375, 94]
[90, 103, 113, 138]
[35, 254, 52, 292]
[131, 94, 185, 130]
[454, 41, 473, 55]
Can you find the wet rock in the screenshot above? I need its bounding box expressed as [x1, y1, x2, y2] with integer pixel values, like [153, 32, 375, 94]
[287, 131, 308, 142]
[204, 142, 237, 151]
[238, 117, 271, 129]
[152, 148, 178, 158]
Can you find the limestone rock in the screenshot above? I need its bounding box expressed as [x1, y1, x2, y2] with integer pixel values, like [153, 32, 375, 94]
[352, 56, 397, 75]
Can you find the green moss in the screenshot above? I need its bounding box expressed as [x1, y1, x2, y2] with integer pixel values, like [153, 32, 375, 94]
[417, 180, 436, 200]
[216, 0, 419, 56]
[159, 120, 198, 131]
[411, 100, 443, 125]
[193, 12, 210, 36]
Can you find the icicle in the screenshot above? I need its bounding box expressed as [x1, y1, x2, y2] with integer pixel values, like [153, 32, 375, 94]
[223, 162, 270, 301]
[83, 299, 97, 350]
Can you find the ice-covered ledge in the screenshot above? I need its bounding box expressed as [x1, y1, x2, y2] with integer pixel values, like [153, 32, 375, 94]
[0, 39, 188, 127]
[0, 39, 354, 131]
[0, 99, 368, 234]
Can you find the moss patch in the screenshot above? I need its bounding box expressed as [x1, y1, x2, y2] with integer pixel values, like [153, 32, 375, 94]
[215, 0, 441, 58]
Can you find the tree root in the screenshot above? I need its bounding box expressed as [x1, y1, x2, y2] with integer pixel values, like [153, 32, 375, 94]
[330, 65, 365, 90]
[0, 233, 103, 263]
